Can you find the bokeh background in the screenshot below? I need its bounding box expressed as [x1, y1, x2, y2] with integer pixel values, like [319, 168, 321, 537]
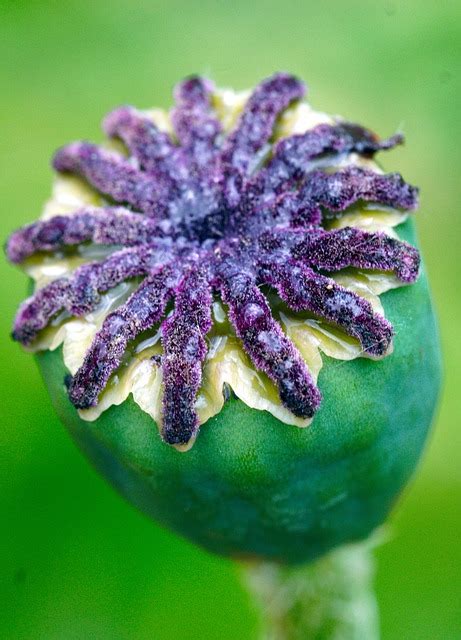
[1, 1, 459, 638]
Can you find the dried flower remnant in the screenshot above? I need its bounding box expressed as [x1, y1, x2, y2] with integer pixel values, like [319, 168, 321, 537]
[6, 73, 420, 447]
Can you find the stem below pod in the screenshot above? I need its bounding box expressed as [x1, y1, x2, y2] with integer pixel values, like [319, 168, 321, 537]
[240, 538, 380, 640]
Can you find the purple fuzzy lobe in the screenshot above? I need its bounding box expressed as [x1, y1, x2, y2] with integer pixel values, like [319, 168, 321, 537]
[68, 264, 179, 409]
[221, 73, 306, 175]
[259, 257, 393, 357]
[12, 242, 180, 344]
[171, 76, 222, 169]
[218, 265, 321, 418]
[161, 267, 213, 444]
[53, 143, 173, 217]
[6, 207, 172, 263]
[6, 72, 421, 445]
[103, 106, 180, 176]
[289, 227, 420, 283]
[301, 167, 418, 215]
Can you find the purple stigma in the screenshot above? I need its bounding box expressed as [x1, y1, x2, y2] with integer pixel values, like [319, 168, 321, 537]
[6, 72, 421, 446]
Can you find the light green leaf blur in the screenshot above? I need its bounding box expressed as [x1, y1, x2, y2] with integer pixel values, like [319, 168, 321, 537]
[0, 1, 459, 638]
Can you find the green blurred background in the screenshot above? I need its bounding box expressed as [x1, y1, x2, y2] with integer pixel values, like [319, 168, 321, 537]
[1, 1, 459, 638]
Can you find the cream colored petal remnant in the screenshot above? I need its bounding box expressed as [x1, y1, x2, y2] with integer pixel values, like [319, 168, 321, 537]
[23, 90, 409, 437]
[42, 174, 104, 220]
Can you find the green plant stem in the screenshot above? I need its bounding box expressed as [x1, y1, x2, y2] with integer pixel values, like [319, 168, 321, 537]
[240, 539, 379, 640]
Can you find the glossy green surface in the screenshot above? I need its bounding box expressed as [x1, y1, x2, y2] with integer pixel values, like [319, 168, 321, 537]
[37, 221, 441, 564]
[1, 1, 459, 637]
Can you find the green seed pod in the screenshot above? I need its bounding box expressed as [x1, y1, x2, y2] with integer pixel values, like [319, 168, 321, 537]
[7, 74, 441, 566]
[36, 219, 440, 564]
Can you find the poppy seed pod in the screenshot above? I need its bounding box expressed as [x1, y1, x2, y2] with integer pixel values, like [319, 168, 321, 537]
[7, 74, 441, 564]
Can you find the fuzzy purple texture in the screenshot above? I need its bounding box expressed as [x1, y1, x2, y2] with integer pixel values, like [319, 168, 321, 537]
[218, 265, 322, 419]
[162, 267, 213, 444]
[6, 73, 421, 445]
[68, 265, 179, 410]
